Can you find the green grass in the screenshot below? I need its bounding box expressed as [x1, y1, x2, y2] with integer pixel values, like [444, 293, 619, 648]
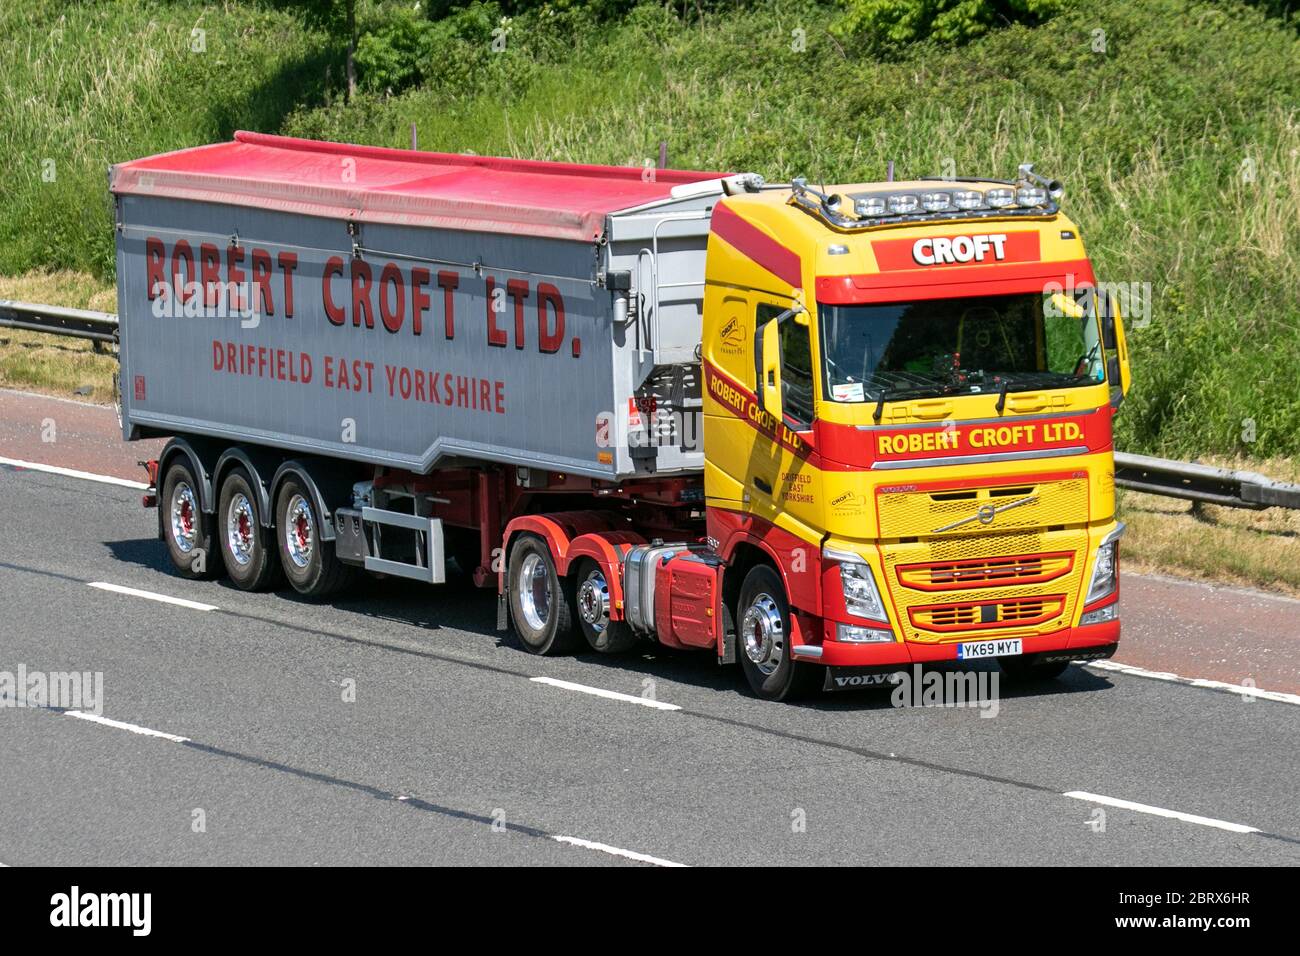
[3, 0, 1299, 461]
[0, 0, 337, 278]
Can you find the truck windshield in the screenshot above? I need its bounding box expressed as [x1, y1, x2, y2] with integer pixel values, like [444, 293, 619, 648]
[817, 291, 1104, 405]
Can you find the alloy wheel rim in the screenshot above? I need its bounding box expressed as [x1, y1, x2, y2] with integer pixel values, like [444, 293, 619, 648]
[170, 482, 197, 553]
[518, 553, 551, 631]
[741, 592, 784, 676]
[284, 494, 314, 569]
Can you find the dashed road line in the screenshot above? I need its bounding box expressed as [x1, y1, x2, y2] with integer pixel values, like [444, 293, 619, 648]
[0, 456, 147, 490]
[88, 581, 217, 612]
[51, 707, 685, 866]
[1063, 791, 1260, 834]
[550, 835, 687, 867]
[531, 676, 681, 711]
[63, 710, 191, 744]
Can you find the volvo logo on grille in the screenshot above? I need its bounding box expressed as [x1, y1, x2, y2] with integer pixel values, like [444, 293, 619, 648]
[933, 494, 1038, 533]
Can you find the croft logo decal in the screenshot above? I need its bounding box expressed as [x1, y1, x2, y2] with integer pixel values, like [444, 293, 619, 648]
[913, 234, 1007, 265]
[872, 231, 1040, 271]
[719, 316, 745, 355]
[830, 490, 866, 513]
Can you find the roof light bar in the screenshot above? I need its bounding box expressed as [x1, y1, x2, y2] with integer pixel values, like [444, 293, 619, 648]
[788, 162, 1064, 230]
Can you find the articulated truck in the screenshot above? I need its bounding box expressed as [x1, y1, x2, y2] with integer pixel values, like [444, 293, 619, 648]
[111, 131, 1130, 701]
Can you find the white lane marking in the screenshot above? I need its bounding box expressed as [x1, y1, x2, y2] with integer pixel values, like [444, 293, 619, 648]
[1084, 659, 1300, 706]
[530, 676, 681, 711]
[551, 834, 687, 867]
[63, 710, 190, 744]
[88, 581, 217, 612]
[1063, 791, 1259, 835]
[0, 456, 147, 490]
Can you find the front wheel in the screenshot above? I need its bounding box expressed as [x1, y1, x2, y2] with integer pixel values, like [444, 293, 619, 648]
[736, 564, 820, 702]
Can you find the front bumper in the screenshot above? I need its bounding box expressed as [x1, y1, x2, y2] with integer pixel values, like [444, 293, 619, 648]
[811, 617, 1120, 667]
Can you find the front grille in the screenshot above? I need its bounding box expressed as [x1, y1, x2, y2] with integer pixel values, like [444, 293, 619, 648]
[896, 551, 1075, 591]
[908, 595, 1065, 633]
[881, 528, 1088, 644]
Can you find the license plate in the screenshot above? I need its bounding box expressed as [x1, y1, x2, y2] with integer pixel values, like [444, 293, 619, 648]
[957, 638, 1022, 660]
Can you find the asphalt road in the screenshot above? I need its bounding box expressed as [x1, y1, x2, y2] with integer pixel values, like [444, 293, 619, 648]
[1, 457, 1299, 866]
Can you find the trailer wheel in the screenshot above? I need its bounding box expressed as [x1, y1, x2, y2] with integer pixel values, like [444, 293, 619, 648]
[574, 559, 638, 654]
[736, 564, 820, 702]
[507, 535, 580, 655]
[275, 477, 354, 598]
[999, 654, 1070, 681]
[217, 467, 281, 591]
[161, 461, 219, 580]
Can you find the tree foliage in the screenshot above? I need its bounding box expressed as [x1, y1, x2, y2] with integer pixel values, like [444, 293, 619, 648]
[834, 0, 1068, 53]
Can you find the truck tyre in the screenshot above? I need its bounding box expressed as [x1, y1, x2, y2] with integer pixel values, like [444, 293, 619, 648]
[507, 535, 580, 655]
[217, 467, 281, 591]
[161, 460, 219, 580]
[275, 477, 354, 598]
[999, 654, 1070, 681]
[736, 564, 820, 702]
[574, 559, 638, 654]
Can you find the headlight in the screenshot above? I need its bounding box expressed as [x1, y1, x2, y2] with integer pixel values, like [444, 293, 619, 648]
[1084, 524, 1124, 605]
[839, 559, 888, 622]
[953, 189, 985, 210]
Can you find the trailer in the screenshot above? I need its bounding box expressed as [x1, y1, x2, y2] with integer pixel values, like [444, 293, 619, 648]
[113, 133, 1132, 701]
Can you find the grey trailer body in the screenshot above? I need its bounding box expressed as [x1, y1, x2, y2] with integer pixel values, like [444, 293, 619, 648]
[113, 168, 733, 482]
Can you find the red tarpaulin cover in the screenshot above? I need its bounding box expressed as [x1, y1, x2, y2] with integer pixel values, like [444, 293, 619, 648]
[110, 131, 729, 242]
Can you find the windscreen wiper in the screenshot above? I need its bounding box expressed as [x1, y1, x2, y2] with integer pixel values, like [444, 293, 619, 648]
[995, 377, 1011, 415]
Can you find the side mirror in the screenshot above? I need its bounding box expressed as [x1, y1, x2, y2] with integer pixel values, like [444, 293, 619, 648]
[753, 305, 802, 415]
[1098, 291, 1131, 409]
[759, 316, 782, 415]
